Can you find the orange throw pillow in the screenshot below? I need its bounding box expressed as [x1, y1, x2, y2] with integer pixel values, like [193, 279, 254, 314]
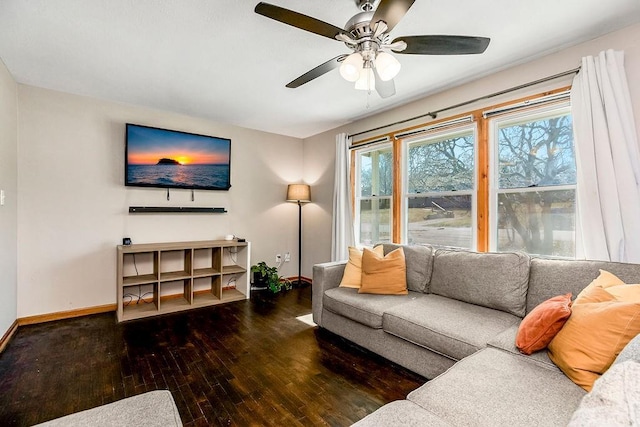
[515, 293, 572, 355]
[548, 281, 640, 392]
[575, 269, 625, 303]
[339, 245, 384, 288]
[359, 247, 407, 295]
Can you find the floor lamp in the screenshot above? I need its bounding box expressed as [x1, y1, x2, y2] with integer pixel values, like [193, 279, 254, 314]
[286, 184, 311, 287]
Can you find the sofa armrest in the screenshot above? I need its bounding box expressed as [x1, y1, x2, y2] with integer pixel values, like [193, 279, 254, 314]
[312, 261, 346, 327]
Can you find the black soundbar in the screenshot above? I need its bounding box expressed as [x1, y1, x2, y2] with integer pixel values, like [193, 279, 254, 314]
[129, 206, 227, 214]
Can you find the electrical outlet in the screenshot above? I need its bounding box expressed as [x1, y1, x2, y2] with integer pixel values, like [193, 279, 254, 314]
[284, 252, 291, 262]
[276, 254, 282, 264]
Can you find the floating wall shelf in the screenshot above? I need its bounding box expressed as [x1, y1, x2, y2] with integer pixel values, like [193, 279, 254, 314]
[129, 206, 227, 214]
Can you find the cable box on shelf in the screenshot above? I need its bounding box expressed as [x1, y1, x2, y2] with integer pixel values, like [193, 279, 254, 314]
[129, 206, 227, 214]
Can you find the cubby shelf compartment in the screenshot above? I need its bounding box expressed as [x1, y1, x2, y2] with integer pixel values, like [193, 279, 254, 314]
[117, 240, 250, 322]
[222, 265, 246, 274]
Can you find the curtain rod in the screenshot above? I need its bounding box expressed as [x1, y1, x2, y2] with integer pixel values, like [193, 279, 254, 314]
[349, 66, 581, 139]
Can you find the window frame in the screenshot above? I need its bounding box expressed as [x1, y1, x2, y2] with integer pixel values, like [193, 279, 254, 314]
[349, 87, 577, 257]
[353, 141, 394, 247]
[401, 124, 479, 249]
[488, 102, 577, 256]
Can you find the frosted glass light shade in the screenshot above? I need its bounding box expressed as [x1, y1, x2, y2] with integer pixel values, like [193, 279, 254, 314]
[375, 51, 401, 81]
[355, 68, 375, 91]
[339, 52, 363, 82]
[286, 184, 311, 203]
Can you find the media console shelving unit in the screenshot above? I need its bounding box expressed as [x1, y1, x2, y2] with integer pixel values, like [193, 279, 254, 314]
[116, 240, 250, 322]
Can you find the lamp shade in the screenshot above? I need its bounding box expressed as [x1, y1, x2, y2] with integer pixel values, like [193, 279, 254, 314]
[286, 184, 311, 203]
[355, 67, 375, 91]
[375, 51, 401, 81]
[339, 52, 363, 82]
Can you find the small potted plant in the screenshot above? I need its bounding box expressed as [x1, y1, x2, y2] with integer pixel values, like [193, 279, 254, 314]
[250, 261, 292, 294]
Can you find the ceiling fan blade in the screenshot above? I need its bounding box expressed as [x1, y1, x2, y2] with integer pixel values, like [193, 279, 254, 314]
[392, 35, 490, 55]
[286, 55, 348, 88]
[371, 0, 416, 32]
[373, 67, 396, 98]
[255, 2, 348, 41]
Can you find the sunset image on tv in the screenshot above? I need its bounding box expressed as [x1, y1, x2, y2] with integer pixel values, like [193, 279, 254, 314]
[126, 124, 231, 190]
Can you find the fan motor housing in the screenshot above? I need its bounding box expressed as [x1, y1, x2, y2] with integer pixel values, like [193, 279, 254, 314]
[345, 11, 375, 39]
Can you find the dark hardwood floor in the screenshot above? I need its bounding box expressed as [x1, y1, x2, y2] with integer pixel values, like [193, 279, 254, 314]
[0, 287, 425, 426]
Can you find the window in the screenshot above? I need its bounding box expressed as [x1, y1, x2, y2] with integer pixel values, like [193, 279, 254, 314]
[350, 89, 578, 257]
[490, 105, 576, 257]
[355, 144, 393, 246]
[403, 126, 476, 248]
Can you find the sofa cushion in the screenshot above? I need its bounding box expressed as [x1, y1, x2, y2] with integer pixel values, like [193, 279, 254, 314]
[526, 258, 640, 314]
[486, 324, 560, 372]
[352, 400, 454, 427]
[429, 249, 530, 317]
[568, 360, 640, 426]
[323, 287, 421, 329]
[382, 294, 520, 360]
[407, 348, 586, 427]
[360, 247, 407, 295]
[515, 293, 572, 355]
[382, 243, 434, 293]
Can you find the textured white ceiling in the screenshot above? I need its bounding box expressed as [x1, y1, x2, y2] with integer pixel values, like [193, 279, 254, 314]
[1, 0, 639, 138]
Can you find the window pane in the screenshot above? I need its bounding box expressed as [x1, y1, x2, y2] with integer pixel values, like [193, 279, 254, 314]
[498, 114, 576, 189]
[497, 189, 575, 257]
[359, 147, 393, 197]
[359, 198, 391, 245]
[407, 195, 473, 249]
[407, 133, 474, 193]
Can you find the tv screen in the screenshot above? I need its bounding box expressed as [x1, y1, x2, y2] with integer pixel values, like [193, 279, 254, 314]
[125, 124, 231, 191]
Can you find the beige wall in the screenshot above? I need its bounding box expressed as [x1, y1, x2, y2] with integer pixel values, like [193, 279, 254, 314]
[17, 86, 304, 318]
[0, 58, 18, 337]
[9, 22, 640, 319]
[302, 22, 640, 272]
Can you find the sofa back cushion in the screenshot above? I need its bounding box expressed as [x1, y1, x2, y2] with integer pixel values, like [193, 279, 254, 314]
[527, 258, 640, 314]
[382, 243, 434, 293]
[429, 249, 530, 317]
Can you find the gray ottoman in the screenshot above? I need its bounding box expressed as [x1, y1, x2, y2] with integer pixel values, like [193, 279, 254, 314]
[34, 390, 182, 426]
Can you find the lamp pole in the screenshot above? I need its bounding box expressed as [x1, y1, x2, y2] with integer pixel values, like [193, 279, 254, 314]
[286, 184, 310, 287]
[297, 199, 302, 286]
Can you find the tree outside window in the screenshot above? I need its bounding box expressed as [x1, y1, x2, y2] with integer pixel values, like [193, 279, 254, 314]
[493, 106, 576, 257]
[350, 93, 578, 258]
[404, 128, 475, 248]
[356, 145, 393, 245]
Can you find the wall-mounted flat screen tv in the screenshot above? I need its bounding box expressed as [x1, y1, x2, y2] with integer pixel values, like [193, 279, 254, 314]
[125, 123, 231, 191]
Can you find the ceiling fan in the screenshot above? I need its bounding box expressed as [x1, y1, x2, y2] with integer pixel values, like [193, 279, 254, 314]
[254, 0, 490, 98]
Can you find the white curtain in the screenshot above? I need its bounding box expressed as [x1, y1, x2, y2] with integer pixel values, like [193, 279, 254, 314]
[572, 49, 640, 262]
[331, 133, 355, 261]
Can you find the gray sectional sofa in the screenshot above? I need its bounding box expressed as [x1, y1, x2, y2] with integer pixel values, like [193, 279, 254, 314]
[311, 244, 640, 426]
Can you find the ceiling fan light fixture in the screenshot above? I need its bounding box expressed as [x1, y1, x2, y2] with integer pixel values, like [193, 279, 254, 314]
[254, 1, 490, 97]
[355, 67, 375, 91]
[339, 52, 364, 82]
[375, 51, 401, 81]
